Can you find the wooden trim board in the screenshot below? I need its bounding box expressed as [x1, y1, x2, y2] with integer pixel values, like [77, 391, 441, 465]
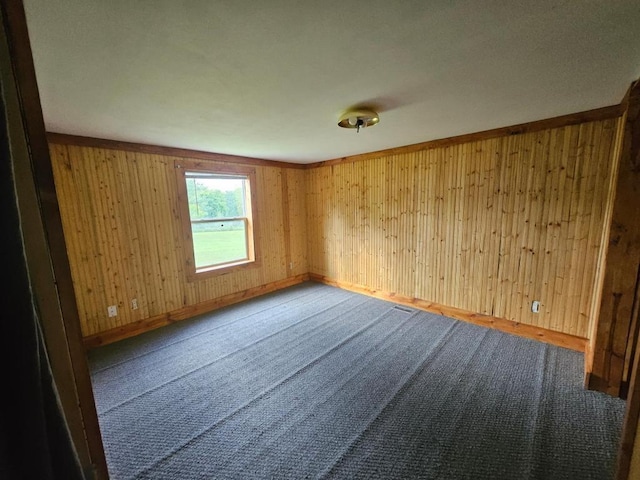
[612, 78, 640, 480]
[307, 104, 623, 168]
[1, 0, 108, 477]
[83, 274, 309, 348]
[47, 132, 307, 170]
[86, 272, 588, 352]
[310, 274, 587, 352]
[587, 78, 640, 397]
[48, 105, 622, 173]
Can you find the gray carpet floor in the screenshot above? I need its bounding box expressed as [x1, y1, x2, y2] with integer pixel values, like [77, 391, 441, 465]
[88, 282, 625, 479]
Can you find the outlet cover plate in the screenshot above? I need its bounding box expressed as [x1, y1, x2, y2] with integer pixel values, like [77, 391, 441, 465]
[531, 301, 540, 313]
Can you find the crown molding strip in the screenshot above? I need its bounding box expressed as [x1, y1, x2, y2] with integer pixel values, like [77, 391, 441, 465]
[307, 104, 624, 169]
[47, 103, 623, 171]
[46, 132, 307, 169]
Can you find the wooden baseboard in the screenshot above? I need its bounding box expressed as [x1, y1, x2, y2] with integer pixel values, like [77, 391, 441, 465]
[310, 274, 587, 352]
[83, 274, 309, 349]
[84, 272, 587, 352]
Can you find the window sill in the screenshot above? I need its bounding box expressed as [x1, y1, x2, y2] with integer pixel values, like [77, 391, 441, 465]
[186, 258, 260, 282]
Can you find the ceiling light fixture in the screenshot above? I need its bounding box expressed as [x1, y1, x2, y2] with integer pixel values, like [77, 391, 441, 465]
[338, 108, 380, 133]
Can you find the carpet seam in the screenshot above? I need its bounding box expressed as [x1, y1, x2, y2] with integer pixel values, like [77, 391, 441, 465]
[90, 284, 337, 373]
[98, 294, 371, 415]
[317, 319, 464, 479]
[132, 304, 404, 478]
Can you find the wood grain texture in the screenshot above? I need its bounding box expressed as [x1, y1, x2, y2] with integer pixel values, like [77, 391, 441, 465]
[588, 80, 640, 398]
[286, 168, 309, 276]
[1, 1, 108, 476]
[618, 321, 640, 480]
[306, 119, 622, 339]
[307, 105, 623, 169]
[51, 116, 622, 344]
[310, 274, 587, 352]
[173, 159, 260, 280]
[49, 142, 309, 338]
[605, 80, 640, 480]
[47, 132, 306, 169]
[83, 274, 309, 348]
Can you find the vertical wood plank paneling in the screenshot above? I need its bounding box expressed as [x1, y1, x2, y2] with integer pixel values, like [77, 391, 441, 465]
[306, 119, 621, 338]
[281, 168, 292, 278]
[588, 81, 640, 398]
[462, 142, 478, 312]
[413, 151, 427, 300]
[494, 134, 518, 320]
[91, 147, 120, 331]
[480, 138, 501, 317]
[50, 145, 92, 329]
[285, 168, 308, 277]
[371, 157, 385, 290]
[261, 166, 287, 284]
[54, 117, 621, 340]
[50, 143, 306, 337]
[355, 160, 368, 288]
[305, 168, 319, 274]
[578, 122, 612, 335]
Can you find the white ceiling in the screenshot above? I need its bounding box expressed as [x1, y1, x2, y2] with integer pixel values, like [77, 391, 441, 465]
[23, 0, 640, 164]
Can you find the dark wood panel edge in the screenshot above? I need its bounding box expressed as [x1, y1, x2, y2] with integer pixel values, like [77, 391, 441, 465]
[614, 77, 640, 480]
[2, 0, 109, 477]
[586, 373, 617, 395]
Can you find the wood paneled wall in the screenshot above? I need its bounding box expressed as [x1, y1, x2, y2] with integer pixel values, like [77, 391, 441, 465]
[306, 118, 621, 339]
[588, 80, 640, 397]
[49, 115, 622, 342]
[49, 143, 307, 338]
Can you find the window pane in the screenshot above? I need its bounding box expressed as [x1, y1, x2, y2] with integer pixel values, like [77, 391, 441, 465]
[178, 165, 256, 277]
[191, 220, 248, 268]
[185, 175, 246, 220]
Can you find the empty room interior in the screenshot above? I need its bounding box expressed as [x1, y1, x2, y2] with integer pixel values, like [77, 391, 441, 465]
[4, 0, 640, 479]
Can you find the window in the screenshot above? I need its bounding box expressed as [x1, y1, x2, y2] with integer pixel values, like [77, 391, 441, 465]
[175, 160, 259, 279]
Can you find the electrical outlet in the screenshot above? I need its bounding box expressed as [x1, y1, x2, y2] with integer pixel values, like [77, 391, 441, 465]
[107, 305, 118, 317]
[131, 298, 138, 310]
[531, 300, 540, 313]
[289, 262, 293, 270]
